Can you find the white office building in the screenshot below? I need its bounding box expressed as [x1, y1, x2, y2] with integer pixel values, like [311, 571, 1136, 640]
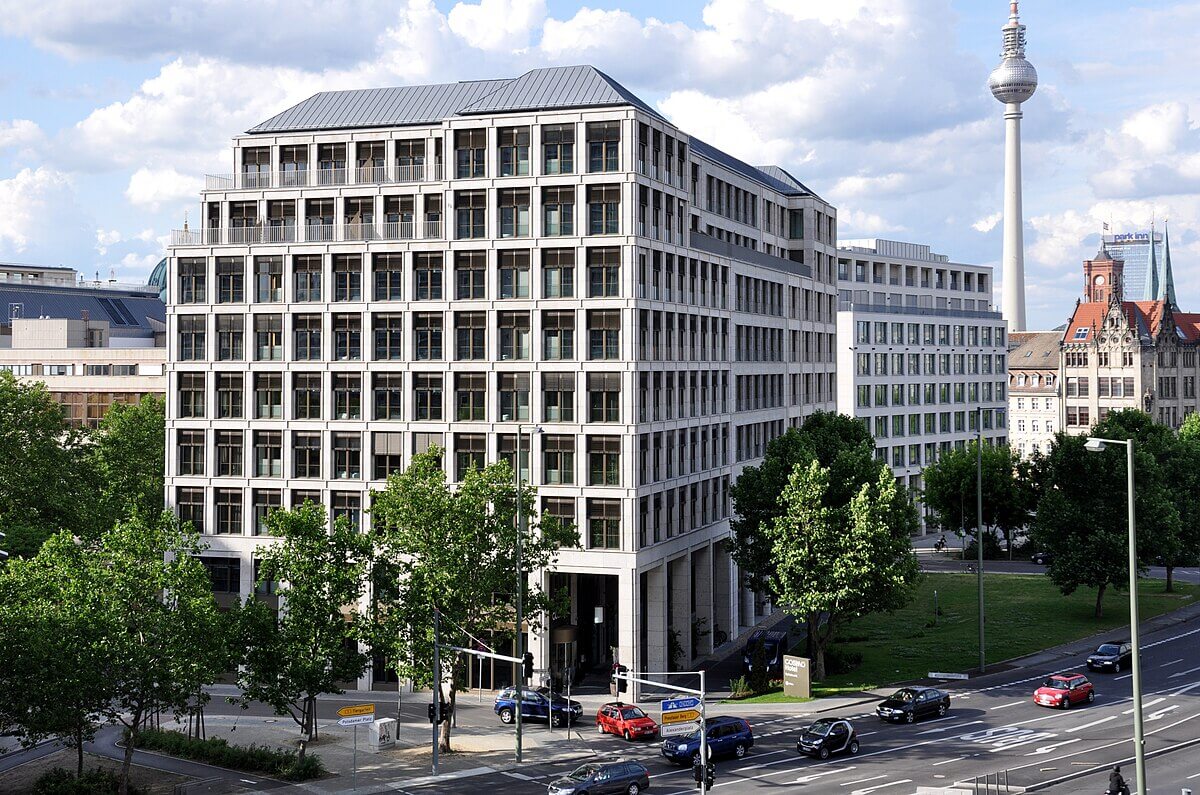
[835, 240, 1009, 529]
[165, 65, 839, 690]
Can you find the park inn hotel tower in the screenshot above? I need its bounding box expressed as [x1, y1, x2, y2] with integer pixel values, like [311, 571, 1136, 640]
[165, 66, 839, 691]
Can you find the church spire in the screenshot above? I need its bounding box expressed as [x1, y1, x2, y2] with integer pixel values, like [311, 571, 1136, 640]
[1143, 222, 1160, 301]
[1161, 222, 1177, 307]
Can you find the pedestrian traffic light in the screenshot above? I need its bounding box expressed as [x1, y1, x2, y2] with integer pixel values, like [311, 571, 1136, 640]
[615, 664, 628, 693]
[692, 758, 703, 785]
[522, 651, 534, 682]
[704, 764, 715, 791]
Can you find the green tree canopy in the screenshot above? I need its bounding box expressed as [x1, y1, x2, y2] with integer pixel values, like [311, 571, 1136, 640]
[921, 441, 1035, 554]
[85, 394, 166, 535]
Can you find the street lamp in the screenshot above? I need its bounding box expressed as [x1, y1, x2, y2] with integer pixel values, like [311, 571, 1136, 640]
[1085, 435, 1145, 795]
[976, 407, 984, 674]
[514, 423, 542, 763]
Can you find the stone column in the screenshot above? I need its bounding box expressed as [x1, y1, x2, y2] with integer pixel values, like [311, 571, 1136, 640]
[668, 555, 692, 666]
[691, 545, 714, 657]
[644, 564, 668, 678]
[713, 541, 733, 649]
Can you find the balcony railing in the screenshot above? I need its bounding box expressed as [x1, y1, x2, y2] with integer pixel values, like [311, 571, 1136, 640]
[171, 220, 443, 247]
[204, 161, 446, 191]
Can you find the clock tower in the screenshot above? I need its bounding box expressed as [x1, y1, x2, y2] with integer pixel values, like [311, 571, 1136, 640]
[1083, 247, 1123, 304]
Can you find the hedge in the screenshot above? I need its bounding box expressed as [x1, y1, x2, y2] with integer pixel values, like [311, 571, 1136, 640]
[132, 728, 325, 781]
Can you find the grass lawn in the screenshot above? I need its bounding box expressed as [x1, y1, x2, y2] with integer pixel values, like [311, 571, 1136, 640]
[729, 573, 1196, 703]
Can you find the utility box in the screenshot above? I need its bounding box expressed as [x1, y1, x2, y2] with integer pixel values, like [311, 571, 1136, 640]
[782, 655, 811, 699]
[369, 718, 396, 751]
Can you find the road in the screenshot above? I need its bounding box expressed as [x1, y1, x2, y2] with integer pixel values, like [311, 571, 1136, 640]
[386, 612, 1200, 795]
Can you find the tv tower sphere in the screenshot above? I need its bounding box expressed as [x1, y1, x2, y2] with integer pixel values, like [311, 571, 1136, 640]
[989, 2, 1038, 104]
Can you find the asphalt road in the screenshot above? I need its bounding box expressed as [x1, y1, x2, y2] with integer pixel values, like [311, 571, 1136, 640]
[387, 614, 1200, 795]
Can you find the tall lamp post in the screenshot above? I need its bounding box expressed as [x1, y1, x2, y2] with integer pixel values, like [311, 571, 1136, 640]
[1084, 436, 1145, 794]
[976, 407, 985, 673]
[514, 424, 541, 763]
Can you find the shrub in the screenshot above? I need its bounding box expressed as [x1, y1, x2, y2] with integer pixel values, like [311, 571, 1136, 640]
[823, 646, 863, 676]
[133, 729, 326, 781]
[748, 639, 770, 694]
[728, 675, 751, 697]
[33, 768, 140, 795]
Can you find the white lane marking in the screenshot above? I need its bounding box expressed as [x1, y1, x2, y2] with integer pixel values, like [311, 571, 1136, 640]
[501, 771, 537, 781]
[851, 780, 911, 795]
[1161, 659, 1184, 667]
[932, 756, 966, 767]
[1170, 665, 1200, 679]
[1065, 715, 1117, 733]
[1187, 771, 1200, 780]
[1146, 705, 1180, 721]
[916, 717, 985, 734]
[794, 767, 851, 784]
[1114, 673, 1132, 681]
[841, 775, 887, 786]
[1172, 681, 1200, 697]
[857, 731, 877, 737]
[990, 701, 1024, 710]
[1124, 697, 1164, 714]
[1024, 737, 1081, 755]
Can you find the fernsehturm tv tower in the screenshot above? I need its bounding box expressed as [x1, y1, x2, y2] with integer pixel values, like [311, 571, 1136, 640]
[988, 1, 1037, 332]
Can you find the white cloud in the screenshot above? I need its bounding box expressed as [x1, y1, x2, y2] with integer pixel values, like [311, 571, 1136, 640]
[95, 228, 121, 255]
[124, 167, 203, 211]
[973, 212, 1002, 233]
[0, 119, 43, 151]
[837, 207, 905, 236]
[448, 0, 546, 52]
[0, 168, 89, 258]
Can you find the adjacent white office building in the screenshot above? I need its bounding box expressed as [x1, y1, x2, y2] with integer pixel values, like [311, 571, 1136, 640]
[835, 240, 1009, 529]
[165, 66, 840, 690]
[1007, 331, 1059, 458]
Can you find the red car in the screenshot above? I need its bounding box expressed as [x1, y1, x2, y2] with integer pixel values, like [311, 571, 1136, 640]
[1033, 673, 1095, 709]
[596, 701, 660, 740]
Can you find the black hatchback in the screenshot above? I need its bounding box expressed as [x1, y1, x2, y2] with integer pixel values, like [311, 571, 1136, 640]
[796, 718, 859, 759]
[876, 686, 951, 723]
[547, 760, 650, 795]
[1087, 641, 1132, 673]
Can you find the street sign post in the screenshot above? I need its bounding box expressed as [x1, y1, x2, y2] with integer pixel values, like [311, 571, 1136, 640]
[336, 705, 375, 790]
[338, 704, 376, 718]
[338, 714, 374, 726]
[660, 720, 702, 737]
[660, 695, 704, 739]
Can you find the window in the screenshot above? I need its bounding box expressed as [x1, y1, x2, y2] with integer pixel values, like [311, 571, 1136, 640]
[588, 310, 621, 359]
[455, 311, 486, 359]
[455, 251, 486, 299]
[331, 492, 361, 530]
[1073, 327, 1089, 340]
[586, 121, 620, 172]
[413, 373, 443, 420]
[201, 556, 240, 592]
[588, 499, 621, 549]
[497, 249, 531, 298]
[216, 314, 243, 360]
[178, 257, 206, 303]
[413, 312, 443, 360]
[214, 489, 243, 535]
[373, 313, 404, 360]
[587, 185, 620, 235]
[498, 372, 530, 422]
[254, 372, 282, 419]
[293, 432, 321, 478]
[333, 255, 362, 301]
[254, 431, 282, 477]
[178, 315, 206, 361]
[454, 129, 486, 178]
[333, 314, 362, 360]
[178, 372, 205, 418]
[543, 435, 574, 485]
[254, 256, 283, 303]
[332, 433, 361, 479]
[542, 310, 575, 360]
[455, 190, 486, 239]
[497, 434, 530, 483]
[543, 186, 575, 236]
[293, 314, 321, 360]
[293, 255, 322, 301]
[252, 490, 282, 536]
[373, 432, 404, 480]
[216, 257, 245, 303]
[254, 314, 283, 360]
[216, 431, 243, 477]
[216, 373, 243, 418]
[497, 189, 530, 238]
[333, 373, 362, 420]
[414, 252, 443, 300]
[542, 123, 574, 174]
[373, 253, 404, 301]
[498, 312, 531, 360]
[373, 373, 404, 420]
[543, 372, 575, 422]
[292, 372, 322, 419]
[454, 433, 486, 481]
[177, 487, 204, 534]
[455, 373, 487, 421]
[588, 436, 620, 486]
[588, 247, 620, 297]
[588, 372, 621, 422]
[177, 430, 205, 476]
[542, 248, 575, 298]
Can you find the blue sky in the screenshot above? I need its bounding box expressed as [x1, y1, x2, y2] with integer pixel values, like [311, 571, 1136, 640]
[1, 0, 1197, 330]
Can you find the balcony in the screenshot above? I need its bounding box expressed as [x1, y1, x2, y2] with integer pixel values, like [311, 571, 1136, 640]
[204, 162, 446, 191]
[170, 220, 443, 247]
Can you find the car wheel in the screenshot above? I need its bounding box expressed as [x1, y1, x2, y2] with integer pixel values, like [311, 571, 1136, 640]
[1061, 695, 1071, 709]
[623, 730, 632, 741]
[849, 740, 860, 755]
[554, 714, 567, 728]
[1114, 663, 1121, 674]
[818, 746, 830, 760]
[905, 711, 915, 724]
[734, 742, 747, 758]
[937, 703, 947, 717]
[597, 722, 606, 734]
[627, 784, 641, 795]
[1087, 690, 1095, 703]
[499, 708, 514, 724]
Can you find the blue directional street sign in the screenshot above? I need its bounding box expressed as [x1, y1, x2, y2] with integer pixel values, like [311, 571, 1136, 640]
[661, 696, 701, 712]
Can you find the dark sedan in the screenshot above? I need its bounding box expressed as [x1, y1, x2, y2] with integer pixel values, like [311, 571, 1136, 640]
[547, 760, 650, 795]
[1030, 551, 1053, 565]
[876, 686, 951, 723]
[1087, 641, 1133, 673]
[796, 718, 859, 759]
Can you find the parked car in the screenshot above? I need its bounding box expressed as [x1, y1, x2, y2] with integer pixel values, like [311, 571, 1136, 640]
[1087, 641, 1132, 673]
[1030, 551, 1053, 565]
[661, 716, 753, 764]
[796, 718, 859, 759]
[494, 686, 583, 727]
[547, 760, 650, 795]
[1033, 673, 1095, 709]
[597, 702, 660, 740]
[741, 630, 788, 676]
[875, 686, 951, 723]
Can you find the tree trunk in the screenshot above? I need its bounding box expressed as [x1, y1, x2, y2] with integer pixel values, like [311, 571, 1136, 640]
[1166, 565, 1175, 593]
[75, 726, 84, 778]
[438, 684, 453, 752]
[309, 694, 319, 741]
[808, 613, 827, 682]
[120, 712, 141, 795]
[1094, 583, 1106, 619]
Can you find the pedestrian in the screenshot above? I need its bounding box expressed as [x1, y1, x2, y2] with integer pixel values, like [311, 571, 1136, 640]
[1108, 765, 1129, 795]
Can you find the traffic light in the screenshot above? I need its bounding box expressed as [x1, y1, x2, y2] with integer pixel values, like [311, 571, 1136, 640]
[704, 764, 715, 791]
[522, 651, 534, 682]
[615, 664, 628, 693]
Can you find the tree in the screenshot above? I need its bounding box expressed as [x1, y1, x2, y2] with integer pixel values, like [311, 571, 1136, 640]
[765, 461, 921, 681]
[368, 449, 577, 751]
[1031, 410, 1178, 616]
[0, 372, 91, 557]
[238, 504, 371, 757]
[85, 395, 166, 535]
[730, 412, 879, 592]
[921, 442, 1034, 557]
[1166, 415, 1200, 592]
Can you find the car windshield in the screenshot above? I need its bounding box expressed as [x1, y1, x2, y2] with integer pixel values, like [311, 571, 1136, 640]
[620, 707, 647, 720]
[890, 689, 917, 702]
[1097, 644, 1121, 655]
[1043, 678, 1068, 689]
[567, 765, 599, 781]
[806, 719, 833, 736]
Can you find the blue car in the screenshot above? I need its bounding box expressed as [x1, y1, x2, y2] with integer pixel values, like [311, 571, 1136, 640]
[661, 716, 753, 764]
[494, 686, 583, 727]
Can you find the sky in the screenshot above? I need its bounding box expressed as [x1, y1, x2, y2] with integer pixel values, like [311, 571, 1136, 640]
[0, 0, 1197, 331]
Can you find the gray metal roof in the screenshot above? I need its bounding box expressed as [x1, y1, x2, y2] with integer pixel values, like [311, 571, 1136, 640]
[457, 65, 663, 119]
[690, 138, 815, 199]
[755, 165, 816, 198]
[0, 284, 165, 336]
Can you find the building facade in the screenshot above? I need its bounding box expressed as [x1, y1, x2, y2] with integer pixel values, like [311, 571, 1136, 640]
[1006, 331, 1059, 457]
[835, 239, 1009, 529]
[165, 65, 840, 690]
